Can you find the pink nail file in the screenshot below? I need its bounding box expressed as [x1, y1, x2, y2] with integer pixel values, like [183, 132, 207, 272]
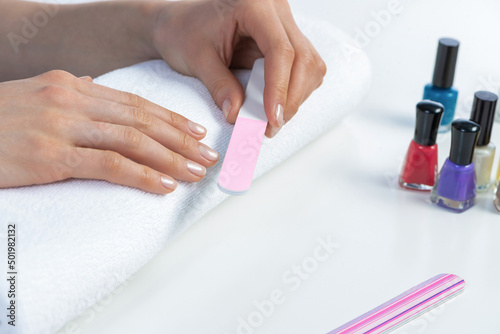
[218, 58, 268, 195]
[329, 273, 465, 334]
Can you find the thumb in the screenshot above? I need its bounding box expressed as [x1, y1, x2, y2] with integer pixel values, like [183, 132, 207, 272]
[194, 54, 245, 124]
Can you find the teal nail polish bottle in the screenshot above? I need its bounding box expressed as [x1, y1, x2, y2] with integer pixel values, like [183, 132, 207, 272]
[423, 38, 460, 133]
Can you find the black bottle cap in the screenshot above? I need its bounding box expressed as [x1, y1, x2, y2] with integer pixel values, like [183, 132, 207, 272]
[414, 100, 444, 146]
[449, 119, 481, 165]
[432, 38, 460, 89]
[470, 91, 498, 146]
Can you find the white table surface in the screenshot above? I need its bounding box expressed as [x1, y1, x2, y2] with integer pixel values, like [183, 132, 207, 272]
[60, 0, 500, 333]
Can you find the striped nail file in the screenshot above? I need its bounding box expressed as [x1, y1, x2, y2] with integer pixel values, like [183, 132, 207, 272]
[329, 273, 465, 334]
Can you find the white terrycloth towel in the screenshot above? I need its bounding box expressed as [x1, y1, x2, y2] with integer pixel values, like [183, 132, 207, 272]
[0, 17, 370, 334]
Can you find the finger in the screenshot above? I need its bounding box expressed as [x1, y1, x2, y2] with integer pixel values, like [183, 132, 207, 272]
[71, 147, 177, 195]
[77, 99, 219, 167]
[265, 48, 310, 138]
[74, 122, 208, 182]
[264, 8, 326, 138]
[238, 5, 295, 128]
[265, 122, 283, 138]
[193, 49, 245, 124]
[279, 18, 327, 122]
[72, 79, 208, 140]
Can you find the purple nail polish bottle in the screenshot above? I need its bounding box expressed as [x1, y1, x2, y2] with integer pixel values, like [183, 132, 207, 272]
[430, 119, 481, 213]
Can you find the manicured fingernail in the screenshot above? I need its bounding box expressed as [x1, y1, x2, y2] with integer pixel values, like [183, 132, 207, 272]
[199, 144, 219, 161]
[275, 104, 284, 127]
[187, 160, 206, 177]
[160, 176, 177, 190]
[222, 98, 232, 119]
[187, 120, 206, 135]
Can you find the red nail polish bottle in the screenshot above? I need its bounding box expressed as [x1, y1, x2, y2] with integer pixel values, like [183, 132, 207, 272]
[400, 101, 444, 191]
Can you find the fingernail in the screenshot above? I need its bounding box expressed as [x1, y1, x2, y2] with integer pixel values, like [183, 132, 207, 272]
[160, 176, 177, 190]
[222, 99, 232, 119]
[187, 160, 206, 177]
[275, 104, 284, 127]
[199, 144, 219, 161]
[187, 120, 206, 135]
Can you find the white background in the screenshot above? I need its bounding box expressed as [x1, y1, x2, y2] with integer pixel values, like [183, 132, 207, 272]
[59, 0, 500, 333]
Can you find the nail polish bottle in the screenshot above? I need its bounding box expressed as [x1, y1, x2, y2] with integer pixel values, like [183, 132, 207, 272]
[423, 38, 460, 133]
[495, 162, 500, 211]
[495, 141, 500, 186]
[400, 101, 444, 190]
[470, 91, 498, 191]
[495, 189, 500, 212]
[430, 119, 481, 213]
[495, 88, 500, 122]
[496, 160, 500, 186]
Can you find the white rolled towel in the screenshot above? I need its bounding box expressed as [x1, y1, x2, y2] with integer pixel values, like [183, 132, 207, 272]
[0, 16, 370, 334]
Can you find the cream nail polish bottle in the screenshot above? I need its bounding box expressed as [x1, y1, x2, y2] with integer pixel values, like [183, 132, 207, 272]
[496, 162, 500, 186]
[470, 91, 498, 191]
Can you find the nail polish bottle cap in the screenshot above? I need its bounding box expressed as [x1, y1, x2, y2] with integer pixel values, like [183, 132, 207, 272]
[432, 38, 460, 89]
[470, 91, 498, 146]
[449, 119, 481, 166]
[414, 100, 444, 146]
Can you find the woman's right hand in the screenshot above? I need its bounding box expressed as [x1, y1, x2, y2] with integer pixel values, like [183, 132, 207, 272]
[0, 70, 219, 194]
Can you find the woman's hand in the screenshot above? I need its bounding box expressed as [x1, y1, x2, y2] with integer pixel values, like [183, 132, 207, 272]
[150, 0, 326, 137]
[0, 0, 326, 138]
[0, 70, 219, 194]
[0, 0, 324, 192]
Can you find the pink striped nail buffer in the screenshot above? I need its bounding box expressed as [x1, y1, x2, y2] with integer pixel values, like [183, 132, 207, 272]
[329, 273, 465, 334]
